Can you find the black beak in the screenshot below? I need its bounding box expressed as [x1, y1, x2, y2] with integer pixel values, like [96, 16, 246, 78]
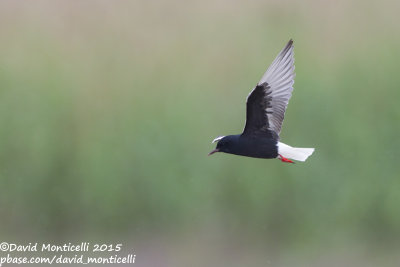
[208, 148, 219, 156]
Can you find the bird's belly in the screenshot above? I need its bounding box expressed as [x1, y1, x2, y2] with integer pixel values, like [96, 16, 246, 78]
[234, 140, 278, 159]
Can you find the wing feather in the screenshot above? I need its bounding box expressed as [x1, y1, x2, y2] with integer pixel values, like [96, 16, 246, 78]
[242, 40, 295, 138]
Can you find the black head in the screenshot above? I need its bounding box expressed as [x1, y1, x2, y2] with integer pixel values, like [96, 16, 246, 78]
[208, 135, 238, 156]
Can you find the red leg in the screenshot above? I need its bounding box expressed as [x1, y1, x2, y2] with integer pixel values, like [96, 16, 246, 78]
[278, 154, 295, 164]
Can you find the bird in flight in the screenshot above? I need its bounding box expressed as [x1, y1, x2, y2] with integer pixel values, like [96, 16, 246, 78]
[209, 39, 314, 163]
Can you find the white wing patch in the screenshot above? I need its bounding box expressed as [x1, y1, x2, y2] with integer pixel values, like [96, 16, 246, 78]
[211, 136, 225, 143]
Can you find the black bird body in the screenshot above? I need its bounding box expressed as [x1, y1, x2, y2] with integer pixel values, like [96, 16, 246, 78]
[209, 40, 315, 163]
[215, 135, 278, 159]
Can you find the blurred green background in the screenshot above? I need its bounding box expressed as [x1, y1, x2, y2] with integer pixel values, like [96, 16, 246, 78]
[0, 0, 399, 266]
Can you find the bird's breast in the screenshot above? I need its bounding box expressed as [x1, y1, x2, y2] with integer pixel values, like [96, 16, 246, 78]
[232, 137, 278, 159]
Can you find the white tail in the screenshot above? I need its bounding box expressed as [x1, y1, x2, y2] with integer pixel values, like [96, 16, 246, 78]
[277, 142, 315, 162]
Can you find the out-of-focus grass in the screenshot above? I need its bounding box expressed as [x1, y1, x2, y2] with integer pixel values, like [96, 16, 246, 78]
[0, 0, 399, 266]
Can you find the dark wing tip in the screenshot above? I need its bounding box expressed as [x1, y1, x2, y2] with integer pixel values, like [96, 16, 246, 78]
[283, 39, 294, 53]
[272, 39, 294, 64]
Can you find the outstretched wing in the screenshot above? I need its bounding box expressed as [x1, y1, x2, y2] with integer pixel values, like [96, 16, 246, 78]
[242, 39, 295, 139]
